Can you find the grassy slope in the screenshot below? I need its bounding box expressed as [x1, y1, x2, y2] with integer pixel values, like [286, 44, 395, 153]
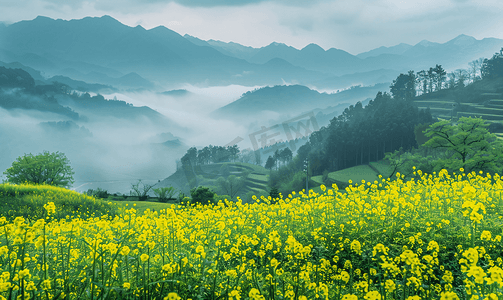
[112, 200, 173, 214]
[0, 183, 118, 220]
[310, 161, 393, 194]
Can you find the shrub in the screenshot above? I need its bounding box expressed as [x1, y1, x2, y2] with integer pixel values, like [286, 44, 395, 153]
[214, 194, 231, 203]
[86, 187, 109, 199]
[130, 179, 154, 201]
[189, 186, 216, 205]
[153, 186, 177, 203]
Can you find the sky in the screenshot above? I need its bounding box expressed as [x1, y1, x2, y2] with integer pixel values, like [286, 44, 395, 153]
[2, 0, 503, 54]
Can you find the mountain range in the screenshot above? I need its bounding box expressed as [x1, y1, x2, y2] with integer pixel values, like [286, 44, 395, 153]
[1, 15, 502, 90]
[211, 83, 388, 123]
[185, 33, 503, 77]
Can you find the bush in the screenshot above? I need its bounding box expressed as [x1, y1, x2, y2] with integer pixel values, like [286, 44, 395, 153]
[269, 187, 280, 204]
[214, 194, 231, 203]
[86, 187, 109, 199]
[189, 186, 216, 205]
[153, 186, 177, 203]
[130, 180, 154, 201]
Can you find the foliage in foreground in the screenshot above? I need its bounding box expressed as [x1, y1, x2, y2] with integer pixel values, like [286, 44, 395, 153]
[385, 117, 503, 179]
[1, 170, 503, 299]
[0, 183, 118, 221]
[3, 151, 75, 188]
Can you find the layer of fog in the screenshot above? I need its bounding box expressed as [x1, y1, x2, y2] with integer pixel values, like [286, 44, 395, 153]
[0, 105, 186, 194]
[1, 83, 362, 195]
[103, 84, 274, 149]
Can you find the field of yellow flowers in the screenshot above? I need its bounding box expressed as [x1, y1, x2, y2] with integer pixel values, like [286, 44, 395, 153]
[1, 169, 503, 300]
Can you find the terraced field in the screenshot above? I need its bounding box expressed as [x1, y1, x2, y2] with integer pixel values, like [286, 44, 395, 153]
[156, 162, 270, 202]
[413, 80, 503, 131]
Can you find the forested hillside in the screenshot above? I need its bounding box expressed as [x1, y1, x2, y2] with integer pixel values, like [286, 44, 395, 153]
[0, 66, 170, 123]
[267, 48, 503, 195]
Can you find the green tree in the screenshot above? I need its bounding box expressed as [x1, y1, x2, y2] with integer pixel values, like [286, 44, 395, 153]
[433, 64, 446, 91]
[390, 71, 416, 100]
[190, 186, 216, 205]
[423, 117, 503, 173]
[265, 156, 276, 171]
[215, 175, 245, 200]
[3, 151, 75, 187]
[279, 148, 293, 164]
[481, 48, 503, 79]
[153, 186, 177, 203]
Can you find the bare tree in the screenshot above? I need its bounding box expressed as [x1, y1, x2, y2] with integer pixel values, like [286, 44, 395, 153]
[468, 58, 484, 83]
[455, 69, 468, 88]
[447, 72, 457, 89]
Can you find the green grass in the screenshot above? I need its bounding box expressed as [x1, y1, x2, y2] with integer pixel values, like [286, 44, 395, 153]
[310, 175, 324, 185]
[0, 183, 119, 220]
[248, 172, 269, 182]
[461, 103, 503, 115]
[369, 161, 393, 177]
[111, 200, 173, 213]
[328, 164, 380, 185]
[457, 112, 503, 120]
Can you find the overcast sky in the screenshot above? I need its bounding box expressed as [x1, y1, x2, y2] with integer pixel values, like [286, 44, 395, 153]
[2, 0, 503, 54]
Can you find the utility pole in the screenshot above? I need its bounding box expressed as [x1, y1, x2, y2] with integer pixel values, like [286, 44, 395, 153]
[304, 159, 309, 196]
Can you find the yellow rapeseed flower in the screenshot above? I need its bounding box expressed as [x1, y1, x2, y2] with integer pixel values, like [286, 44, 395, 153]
[164, 292, 181, 300]
[440, 291, 459, 300]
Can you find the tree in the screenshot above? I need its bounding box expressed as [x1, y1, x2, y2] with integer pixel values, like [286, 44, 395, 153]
[417, 70, 428, 95]
[433, 65, 446, 91]
[184, 147, 198, 165]
[390, 71, 416, 101]
[197, 147, 211, 165]
[215, 175, 245, 200]
[481, 48, 503, 79]
[130, 179, 155, 201]
[3, 151, 75, 187]
[468, 58, 484, 82]
[227, 145, 240, 162]
[189, 186, 216, 205]
[265, 156, 276, 170]
[254, 150, 262, 165]
[423, 117, 503, 173]
[447, 72, 457, 89]
[280, 148, 293, 164]
[454, 69, 468, 88]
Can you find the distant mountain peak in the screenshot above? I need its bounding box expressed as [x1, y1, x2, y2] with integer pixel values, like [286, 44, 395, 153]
[301, 43, 325, 52]
[447, 34, 477, 46]
[33, 15, 52, 21]
[269, 42, 288, 47]
[416, 39, 438, 47]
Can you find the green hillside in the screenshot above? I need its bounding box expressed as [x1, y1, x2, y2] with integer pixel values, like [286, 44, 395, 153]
[155, 162, 270, 203]
[413, 77, 503, 132]
[310, 161, 393, 195]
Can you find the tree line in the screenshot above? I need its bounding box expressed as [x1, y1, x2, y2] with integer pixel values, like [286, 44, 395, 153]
[390, 48, 503, 99]
[180, 145, 241, 167]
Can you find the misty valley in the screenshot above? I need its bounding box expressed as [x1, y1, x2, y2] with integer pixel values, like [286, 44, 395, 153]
[2, 14, 503, 300]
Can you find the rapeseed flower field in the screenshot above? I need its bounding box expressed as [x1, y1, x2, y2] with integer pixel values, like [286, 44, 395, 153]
[1, 169, 503, 299]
